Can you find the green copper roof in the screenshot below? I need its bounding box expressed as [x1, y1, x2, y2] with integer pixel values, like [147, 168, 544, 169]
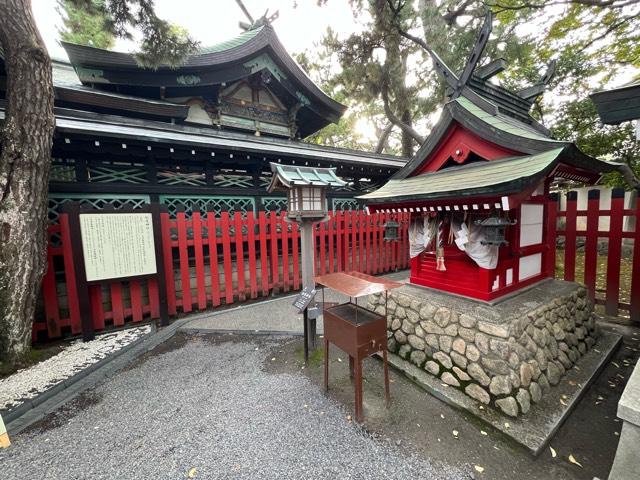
[268, 163, 347, 192]
[454, 96, 554, 142]
[359, 147, 565, 202]
[198, 27, 264, 54]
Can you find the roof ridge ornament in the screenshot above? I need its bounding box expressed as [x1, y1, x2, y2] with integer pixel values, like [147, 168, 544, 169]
[236, 0, 280, 32]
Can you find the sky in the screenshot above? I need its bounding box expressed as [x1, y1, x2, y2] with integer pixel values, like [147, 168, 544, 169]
[33, 0, 359, 61]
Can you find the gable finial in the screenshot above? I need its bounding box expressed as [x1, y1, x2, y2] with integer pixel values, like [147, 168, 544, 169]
[236, 0, 279, 31]
[517, 60, 557, 104]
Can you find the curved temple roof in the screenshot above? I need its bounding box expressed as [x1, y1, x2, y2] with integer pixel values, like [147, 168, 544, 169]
[359, 143, 617, 205]
[61, 25, 346, 135]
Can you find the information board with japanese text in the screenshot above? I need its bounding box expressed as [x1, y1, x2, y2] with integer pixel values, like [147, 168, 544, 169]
[79, 213, 157, 282]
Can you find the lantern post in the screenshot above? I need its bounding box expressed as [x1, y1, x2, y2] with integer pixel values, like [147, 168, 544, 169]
[267, 163, 346, 362]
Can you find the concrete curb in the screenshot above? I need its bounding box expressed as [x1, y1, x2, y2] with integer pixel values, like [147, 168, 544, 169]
[178, 326, 303, 337]
[5, 318, 191, 436]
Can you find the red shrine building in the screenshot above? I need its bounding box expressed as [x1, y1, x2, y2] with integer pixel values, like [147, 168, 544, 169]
[360, 22, 618, 302]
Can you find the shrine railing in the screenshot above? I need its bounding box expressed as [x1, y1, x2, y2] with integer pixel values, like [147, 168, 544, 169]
[553, 188, 640, 322]
[35, 210, 410, 341]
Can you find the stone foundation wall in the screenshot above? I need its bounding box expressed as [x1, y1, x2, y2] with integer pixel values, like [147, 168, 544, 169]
[367, 285, 598, 417]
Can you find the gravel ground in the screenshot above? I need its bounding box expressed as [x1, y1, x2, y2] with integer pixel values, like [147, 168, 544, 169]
[0, 334, 468, 480]
[0, 325, 151, 411]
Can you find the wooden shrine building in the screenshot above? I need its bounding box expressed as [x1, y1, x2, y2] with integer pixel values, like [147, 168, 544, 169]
[0, 23, 405, 222]
[360, 15, 619, 302]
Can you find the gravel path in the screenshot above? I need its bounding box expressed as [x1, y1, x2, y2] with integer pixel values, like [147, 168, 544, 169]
[0, 335, 468, 479]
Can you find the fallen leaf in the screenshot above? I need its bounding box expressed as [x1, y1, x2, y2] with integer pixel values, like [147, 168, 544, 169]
[480, 430, 488, 436]
[568, 454, 583, 468]
[550, 446, 557, 458]
[188, 468, 197, 478]
[474, 465, 485, 473]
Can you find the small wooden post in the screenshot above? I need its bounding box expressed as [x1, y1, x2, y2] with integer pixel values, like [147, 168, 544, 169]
[65, 202, 95, 342]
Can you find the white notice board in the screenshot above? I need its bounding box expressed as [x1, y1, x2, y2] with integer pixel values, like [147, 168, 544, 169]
[79, 213, 157, 282]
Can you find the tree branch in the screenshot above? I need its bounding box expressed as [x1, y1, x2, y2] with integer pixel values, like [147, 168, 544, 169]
[443, 0, 475, 25]
[375, 123, 394, 153]
[380, 80, 426, 145]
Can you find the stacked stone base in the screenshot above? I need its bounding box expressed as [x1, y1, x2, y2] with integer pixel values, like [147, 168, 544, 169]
[367, 280, 599, 417]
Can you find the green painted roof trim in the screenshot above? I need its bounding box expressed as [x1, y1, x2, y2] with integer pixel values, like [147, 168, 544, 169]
[358, 147, 565, 202]
[454, 96, 554, 142]
[198, 27, 264, 54]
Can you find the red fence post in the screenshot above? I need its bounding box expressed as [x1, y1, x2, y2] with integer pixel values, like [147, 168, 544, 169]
[319, 220, 326, 275]
[605, 188, 625, 316]
[630, 194, 640, 323]
[42, 228, 61, 339]
[220, 211, 234, 304]
[336, 210, 343, 272]
[280, 212, 290, 292]
[176, 207, 192, 313]
[192, 210, 207, 310]
[160, 211, 176, 316]
[207, 210, 221, 307]
[246, 212, 258, 299]
[258, 212, 269, 296]
[564, 191, 578, 282]
[328, 212, 335, 274]
[269, 211, 279, 291]
[291, 218, 300, 290]
[545, 193, 559, 279]
[129, 281, 143, 322]
[234, 212, 246, 301]
[583, 189, 600, 301]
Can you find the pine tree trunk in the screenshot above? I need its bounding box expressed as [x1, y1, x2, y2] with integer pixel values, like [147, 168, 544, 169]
[0, 0, 55, 364]
[400, 109, 413, 157]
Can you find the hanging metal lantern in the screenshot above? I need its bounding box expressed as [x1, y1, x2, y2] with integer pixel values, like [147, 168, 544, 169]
[383, 220, 400, 241]
[474, 215, 517, 246]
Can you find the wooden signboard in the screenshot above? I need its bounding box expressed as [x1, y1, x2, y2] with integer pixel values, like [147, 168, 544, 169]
[65, 203, 169, 341]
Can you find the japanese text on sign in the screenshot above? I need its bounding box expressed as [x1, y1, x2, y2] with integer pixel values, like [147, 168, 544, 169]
[80, 213, 157, 282]
[293, 286, 316, 313]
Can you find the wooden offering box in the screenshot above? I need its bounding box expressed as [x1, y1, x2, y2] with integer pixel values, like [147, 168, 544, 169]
[315, 272, 403, 422]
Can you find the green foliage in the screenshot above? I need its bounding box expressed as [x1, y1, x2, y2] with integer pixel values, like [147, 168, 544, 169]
[311, 0, 639, 188]
[551, 98, 639, 188]
[57, 0, 115, 49]
[60, 0, 199, 68]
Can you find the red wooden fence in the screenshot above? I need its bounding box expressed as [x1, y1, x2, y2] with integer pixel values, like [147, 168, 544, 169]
[35, 210, 410, 341]
[36, 187, 639, 341]
[554, 188, 640, 322]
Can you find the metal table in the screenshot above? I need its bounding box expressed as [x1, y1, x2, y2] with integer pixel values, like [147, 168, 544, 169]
[314, 271, 404, 422]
